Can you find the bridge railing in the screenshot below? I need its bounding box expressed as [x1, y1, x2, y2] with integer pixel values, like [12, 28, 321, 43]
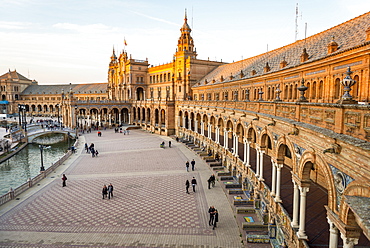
[0, 139, 79, 206]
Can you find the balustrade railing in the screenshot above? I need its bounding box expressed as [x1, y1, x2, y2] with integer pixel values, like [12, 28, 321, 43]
[0, 139, 78, 206]
[178, 100, 370, 141]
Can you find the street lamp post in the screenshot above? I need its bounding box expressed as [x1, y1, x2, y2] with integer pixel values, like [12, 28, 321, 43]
[39, 145, 45, 171]
[56, 104, 60, 125]
[67, 132, 70, 150]
[18, 104, 22, 127]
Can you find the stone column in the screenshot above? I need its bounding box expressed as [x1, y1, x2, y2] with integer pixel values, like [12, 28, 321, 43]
[256, 147, 260, 177]
[232, 133, 236, 154]
[291, 180, 299, 228]
[274, 163, 283, 202]
[98, 115, 101, 127]
[224, 129, 228, 149]
[194, 120, 198, 133]
[235, 134, 239, 157]
[188, 116, 191, 131]
[243, 139, 247, 164]
[246, 140, 250, 167]
[182, 116, 186, 128]
[201, 122, 204, 135]
[258, 150, 265, 181]
[327, 218, 339, 248]
[119, 113, 121, 125]
[271, 160, 277, 196]
[208, 124, 212, 139]
[109, 114, 111, 127]
[340, 233, 359, 248]
[297, 186, 309, 239]
[215, 127, 219, 143]
[128, 113, 131, 124]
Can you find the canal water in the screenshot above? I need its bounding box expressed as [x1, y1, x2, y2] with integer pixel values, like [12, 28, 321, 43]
[0, 134, 73, 195]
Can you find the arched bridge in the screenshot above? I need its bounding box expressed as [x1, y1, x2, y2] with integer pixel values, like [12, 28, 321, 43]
[27, 129, 77, 143]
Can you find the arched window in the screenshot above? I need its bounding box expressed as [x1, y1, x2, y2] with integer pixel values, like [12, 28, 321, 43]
[293, 83, 298, 99]
[334, 78, 341, 99]
[306, 82, 311, 99]
[312, 81, 317, 99]
[318, 80, 323, 99]
[353, 75, 359, 99]
[284, 85, 288, 99]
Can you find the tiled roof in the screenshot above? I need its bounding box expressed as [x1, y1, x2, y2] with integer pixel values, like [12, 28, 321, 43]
[21, 83, 108, 95]
[196, 12, 370, 87]
[0, 70, 32, 81]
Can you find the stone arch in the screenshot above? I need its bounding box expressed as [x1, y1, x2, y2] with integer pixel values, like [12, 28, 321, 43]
[203, 114, 208, 136]
[146, 108, 151, 123]
[340, 182, 370, 226]
[196, 113, 201, 133]
[210, 115, 216, 141]
[136, 87, 145, 101]
[154, 108, 159, 125]
[190, 112, 195, 131]
[178, 110, 183, 127]
[184, 111, 189, 129]
[260, 130, 273, 155]
[246, 126, 257, 145]
[297, 151, 316, 180]
[160, 109, 165, 126]
[276, 137, 295, 169]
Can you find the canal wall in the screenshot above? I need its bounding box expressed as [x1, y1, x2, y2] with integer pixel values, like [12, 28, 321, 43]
[0, 142, 28, 165]
[0, 139, 79, 206]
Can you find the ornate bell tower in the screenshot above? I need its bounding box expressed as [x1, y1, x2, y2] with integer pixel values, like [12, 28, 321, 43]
[173, 10, 197, 100]
[108, 48, 118, 100]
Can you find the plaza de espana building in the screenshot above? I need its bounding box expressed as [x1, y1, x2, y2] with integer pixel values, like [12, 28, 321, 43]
[1, 11, 370, 248]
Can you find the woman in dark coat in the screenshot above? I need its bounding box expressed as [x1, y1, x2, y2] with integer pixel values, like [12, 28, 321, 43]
[213, 209, 219, 229]
[185, 180, 190, 194]
[102, 185, 108, 199]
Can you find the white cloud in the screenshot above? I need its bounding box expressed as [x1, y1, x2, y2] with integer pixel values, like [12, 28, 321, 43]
[53, 23, 120, 34]
[0, 21, 33, 30]
[130, 11, 179, 26]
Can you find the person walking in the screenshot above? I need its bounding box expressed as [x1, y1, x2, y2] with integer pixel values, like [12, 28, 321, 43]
[208, 206, 215, 226]
[102, 185, 108, 199]
[207, 176, 212, 189]
[185, 180, 190, 194]
[213, 209, 219, 230]
[62, 174, 67, 187]
[169, 140, 171, 148]
[210, 174, 216, 188]
[85, 143, 89, 153]
[108, 183, 113, 199]
[191, 159, 196, 171]
[185, 161, 189, 172]
[191, 177, 197, 192]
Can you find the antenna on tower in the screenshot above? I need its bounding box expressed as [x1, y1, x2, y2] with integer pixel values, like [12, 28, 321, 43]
[191, 6, 193, 29]
[295, 3, 299, 41]
[304, 22, 307, 43]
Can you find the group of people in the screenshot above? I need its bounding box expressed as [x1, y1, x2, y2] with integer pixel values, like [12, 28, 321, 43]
[85, 143, 99, 157]
[102, 184, 114, 199]
[207, 174, 216, 189]
[185, 177, 197, 193]
[114, 127, 130, 134]
[208, 206, 219, 230]
[185, 159, 196, 172]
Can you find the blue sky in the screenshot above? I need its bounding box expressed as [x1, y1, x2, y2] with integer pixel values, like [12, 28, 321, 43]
[0, 0, 369, 84]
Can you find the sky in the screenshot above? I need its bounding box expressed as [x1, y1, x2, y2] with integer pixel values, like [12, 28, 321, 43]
[0, 0, 369, 85]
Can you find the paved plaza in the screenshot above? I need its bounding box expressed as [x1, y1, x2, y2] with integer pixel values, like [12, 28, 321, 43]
[0, 129, 244, 247]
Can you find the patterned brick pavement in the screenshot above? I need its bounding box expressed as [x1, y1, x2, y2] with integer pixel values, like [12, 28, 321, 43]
[0, 129, 244, 248]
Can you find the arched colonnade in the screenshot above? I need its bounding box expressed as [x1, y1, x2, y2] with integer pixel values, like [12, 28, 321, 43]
[176, 109, 369, 247]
